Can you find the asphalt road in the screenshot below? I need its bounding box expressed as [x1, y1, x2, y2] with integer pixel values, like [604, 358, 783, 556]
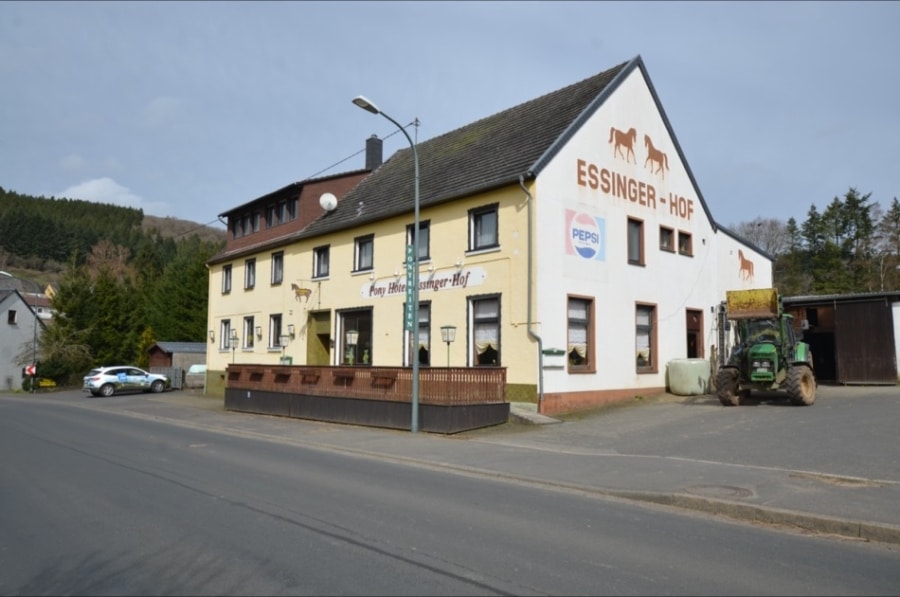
[1, 385, 899, 595]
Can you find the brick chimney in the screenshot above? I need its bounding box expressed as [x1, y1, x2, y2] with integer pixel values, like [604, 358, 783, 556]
[365, 135, 383, 170]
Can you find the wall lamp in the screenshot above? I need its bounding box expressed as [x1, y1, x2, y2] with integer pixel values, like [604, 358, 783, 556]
[208, 330, 215, 343]
[287, 323, 295, 339]
[255, 326, 262, 340]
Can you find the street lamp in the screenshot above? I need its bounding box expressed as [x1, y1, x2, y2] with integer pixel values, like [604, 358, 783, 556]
[440, 325, 456, 367]
[353, 95, 421, 432]
[1, 271, 38, 393]
[345, 329, 359, 365]
[229, 331, 239, 363]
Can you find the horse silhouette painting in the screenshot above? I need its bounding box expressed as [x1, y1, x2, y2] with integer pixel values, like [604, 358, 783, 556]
[291, 283, 312, 302]
[643, 135, 669, 179]
[738, 250, 754, 281]
[608, 127, 637, 163]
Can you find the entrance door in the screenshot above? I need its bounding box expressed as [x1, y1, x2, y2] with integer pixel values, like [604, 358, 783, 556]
[686, 309, 703, 359]
[306, 311, 331, 366]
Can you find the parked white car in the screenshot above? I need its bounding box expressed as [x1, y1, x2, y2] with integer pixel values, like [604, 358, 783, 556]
[83, 366, 170, 397]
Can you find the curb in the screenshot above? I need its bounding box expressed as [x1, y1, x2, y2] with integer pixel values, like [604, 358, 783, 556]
[609, 490, 900, 546]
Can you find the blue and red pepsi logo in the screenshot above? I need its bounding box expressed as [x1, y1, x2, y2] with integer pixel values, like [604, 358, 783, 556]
[565, 210, 606, 261]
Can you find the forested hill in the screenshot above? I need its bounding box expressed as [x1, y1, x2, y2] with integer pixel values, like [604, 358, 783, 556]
[0, 186, 226, 274]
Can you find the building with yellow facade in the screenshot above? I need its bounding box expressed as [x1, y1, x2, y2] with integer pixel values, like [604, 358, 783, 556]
[205, 55, 772, 416]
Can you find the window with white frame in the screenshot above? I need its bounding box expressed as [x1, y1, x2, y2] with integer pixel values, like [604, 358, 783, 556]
[354, 234, 374, 272]
[313, 245, 330, 278]
[409, 302, 431, 366]
[219, 319, 232, 350]
[243, 316, 255, 349]
[471, 296, 500, 365]
[244, 258, 256, 290]
[468, 204, 498, 252]
[567, 297, 593, 370]
[406, 220, 431, 261]
[222, 265, 232, 294]
[269, 313, 283, 348]
[271, 251, 284, 285]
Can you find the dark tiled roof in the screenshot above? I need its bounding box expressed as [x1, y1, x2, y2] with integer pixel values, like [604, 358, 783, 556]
[150, 342, 208, 355]
[301, 58, 635, 238]
[784, 291, 900, 304]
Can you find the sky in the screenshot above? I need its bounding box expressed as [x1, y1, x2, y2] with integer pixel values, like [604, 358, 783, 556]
[1, 1, 898, 230]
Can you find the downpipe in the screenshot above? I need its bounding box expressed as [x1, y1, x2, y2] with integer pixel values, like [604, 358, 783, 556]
[519, 174, 544, 408]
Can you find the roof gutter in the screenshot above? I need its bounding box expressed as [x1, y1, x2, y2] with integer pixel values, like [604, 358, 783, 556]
[519, 173, 543, 409]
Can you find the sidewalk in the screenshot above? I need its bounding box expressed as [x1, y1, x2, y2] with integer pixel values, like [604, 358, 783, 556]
[63, 388, 900, 546]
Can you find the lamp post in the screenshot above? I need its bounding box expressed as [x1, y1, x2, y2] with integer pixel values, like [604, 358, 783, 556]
[1, 271, 38, 393]
[229, 331, 239, 364]
[353, 95, 421, 432]
[440, 325, 456, 367]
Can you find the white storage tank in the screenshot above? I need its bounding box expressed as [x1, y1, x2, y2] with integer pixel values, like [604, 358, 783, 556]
[667, 358, 711, 395]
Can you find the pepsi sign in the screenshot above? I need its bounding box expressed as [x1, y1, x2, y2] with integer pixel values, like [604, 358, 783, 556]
[565, 210, 606, 261]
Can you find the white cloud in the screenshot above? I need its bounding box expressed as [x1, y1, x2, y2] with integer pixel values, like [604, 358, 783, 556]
[58, 177, 170, 216]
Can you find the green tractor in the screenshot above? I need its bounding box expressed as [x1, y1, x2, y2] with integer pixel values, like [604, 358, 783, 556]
[715, 288, 816, 406]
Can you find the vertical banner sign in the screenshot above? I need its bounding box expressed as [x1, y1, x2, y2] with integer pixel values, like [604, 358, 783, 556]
[405, 244, 415, 331]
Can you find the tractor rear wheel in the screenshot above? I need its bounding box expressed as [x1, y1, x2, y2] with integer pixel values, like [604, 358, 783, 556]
[786, 364, 816, 405]
[716, 367, 743, 406]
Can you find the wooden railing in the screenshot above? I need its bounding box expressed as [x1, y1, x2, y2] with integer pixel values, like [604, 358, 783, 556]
[226, 364, 506, 406]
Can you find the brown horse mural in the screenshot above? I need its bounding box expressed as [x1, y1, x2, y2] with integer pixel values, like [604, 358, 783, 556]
[643, 134, 669, 179]
[738, 250, 754, 281]
[291, 282, 312, 302]
[608, 127, 637, 163]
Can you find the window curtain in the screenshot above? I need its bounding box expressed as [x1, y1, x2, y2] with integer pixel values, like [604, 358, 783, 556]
[475, 326, 498, 354]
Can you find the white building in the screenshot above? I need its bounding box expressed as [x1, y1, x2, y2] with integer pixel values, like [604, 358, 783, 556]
[207, 55, 771, 415]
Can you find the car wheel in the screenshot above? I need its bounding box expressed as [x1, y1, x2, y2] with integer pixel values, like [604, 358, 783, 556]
[99, 383, 116, 397]
[150, 380, 165, 393]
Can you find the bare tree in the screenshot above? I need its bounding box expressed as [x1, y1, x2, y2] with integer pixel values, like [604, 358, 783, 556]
[732, 217, 789, 256]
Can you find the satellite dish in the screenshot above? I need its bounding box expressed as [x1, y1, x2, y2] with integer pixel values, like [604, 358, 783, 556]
[319, 192, 338, 212]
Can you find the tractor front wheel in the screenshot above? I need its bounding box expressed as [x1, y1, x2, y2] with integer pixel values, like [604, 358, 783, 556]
[716, 367, 743, 406]
[786, 365, 816, 406]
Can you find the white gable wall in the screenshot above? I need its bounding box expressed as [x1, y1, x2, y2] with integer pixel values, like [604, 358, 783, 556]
[533, 66, 772, 401]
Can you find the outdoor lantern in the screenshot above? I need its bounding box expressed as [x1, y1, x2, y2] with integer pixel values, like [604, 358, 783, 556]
[440, 325, 457, 367]
[345, 329, 359, 365]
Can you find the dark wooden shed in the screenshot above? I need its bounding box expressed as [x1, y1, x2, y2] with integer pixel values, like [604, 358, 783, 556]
[148, 342, 207, 371]
[784, 291, 900, 385]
